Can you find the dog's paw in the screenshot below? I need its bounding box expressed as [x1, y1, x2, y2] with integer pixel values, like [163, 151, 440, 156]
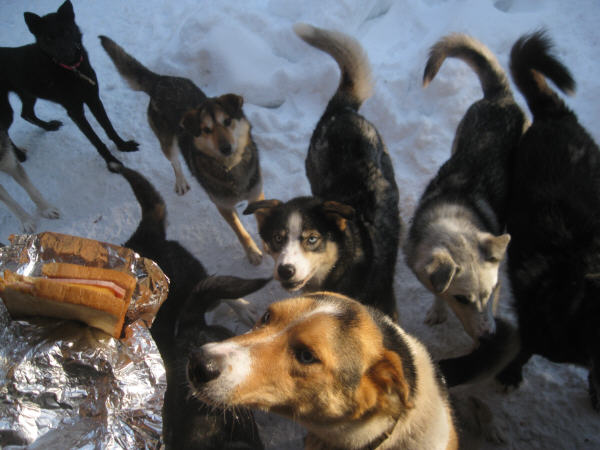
[45, 120, 63, 131]
[40, 205, 60, 219]
[225, 298, 260, 328]
[424, 303, 447, 325]
[175, 180, 190, 196]
[21, 217, 37, 234]
[247, 247, 263, 266]
[495, 367, 523, 392]
[117, 140, 139, 152]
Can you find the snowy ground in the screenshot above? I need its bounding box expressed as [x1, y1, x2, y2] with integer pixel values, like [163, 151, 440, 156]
[1, 0, 599, 448]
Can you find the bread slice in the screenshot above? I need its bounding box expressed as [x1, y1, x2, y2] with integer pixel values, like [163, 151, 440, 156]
[0, 269, 134, 338]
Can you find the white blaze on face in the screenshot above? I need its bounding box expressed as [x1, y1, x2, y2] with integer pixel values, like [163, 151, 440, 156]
[276, 212, 314, 284]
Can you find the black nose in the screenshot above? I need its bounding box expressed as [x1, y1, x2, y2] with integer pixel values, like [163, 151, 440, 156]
[220, 143, 232, 156]
[277, 264, 295, 280]
[187, 349, 221, 387]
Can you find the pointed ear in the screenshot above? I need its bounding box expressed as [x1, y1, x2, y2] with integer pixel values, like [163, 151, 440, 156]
[180, 109, 202, 136]
[353, 350, 413, 418]
[24, 12, 42, 35]
[425, 249, 457, 294]
[479, 233, 510, 263]
[218, 94, 244, 113]
[243, 199, 282, 229]
[322, 201, 355, 232]
[58, 0, 75, 20]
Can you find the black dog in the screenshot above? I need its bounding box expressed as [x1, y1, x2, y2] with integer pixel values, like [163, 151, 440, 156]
[118, 164, 266, 449]
[495, 31, 600, 410]
[0, 1, 137, 169]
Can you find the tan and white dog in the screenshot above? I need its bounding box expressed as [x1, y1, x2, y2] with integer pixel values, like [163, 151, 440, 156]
[188, 292, 457, 450]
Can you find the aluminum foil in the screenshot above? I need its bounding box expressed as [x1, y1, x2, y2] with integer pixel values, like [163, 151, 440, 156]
[0, 232, 170, 448]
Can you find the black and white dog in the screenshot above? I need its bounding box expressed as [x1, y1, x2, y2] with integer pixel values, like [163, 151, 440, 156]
[245, 24, 401, 320]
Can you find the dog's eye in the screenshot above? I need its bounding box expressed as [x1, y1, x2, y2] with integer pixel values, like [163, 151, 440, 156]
[454, 295, 470, 305]
[260, 310, 271, 325]
[306, 235, 319, 246]
[223, 118, 232, 126]
[274, 234, 284, 244]
[295, 348, 319, 365]
[202, 127, 212, 134]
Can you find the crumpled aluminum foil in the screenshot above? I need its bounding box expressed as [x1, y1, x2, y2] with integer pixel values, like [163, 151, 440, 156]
[0, 232, 170, 448]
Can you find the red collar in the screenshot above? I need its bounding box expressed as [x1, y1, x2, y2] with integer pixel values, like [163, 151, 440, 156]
[56, 54, 83, 71]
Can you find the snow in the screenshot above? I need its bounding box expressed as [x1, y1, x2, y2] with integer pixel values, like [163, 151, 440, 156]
[1, 0, 599, 448]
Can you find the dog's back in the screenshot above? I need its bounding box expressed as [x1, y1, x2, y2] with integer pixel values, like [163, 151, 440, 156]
[294, 24, 401, 318]
[505, 32, 600, 369]
[413, 34, 526, 233]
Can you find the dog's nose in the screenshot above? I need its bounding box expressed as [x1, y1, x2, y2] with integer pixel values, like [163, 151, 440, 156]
[278, 264, 295, 280]
[220, 143, 232, 156]
[187, 349, 221, 386]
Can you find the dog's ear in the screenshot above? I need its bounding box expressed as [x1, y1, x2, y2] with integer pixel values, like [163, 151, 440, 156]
[218, 94, 244, 114]
[322, 201, 355, 232]
[353, 350, 413, 418]
[180, 109, 202, 136]
[425, 249, 457, 294]
[244, 199, 282, 229]
[479, 233, 511, 263]
[24, 12, 42, 35]
[57, 0, 75, 20]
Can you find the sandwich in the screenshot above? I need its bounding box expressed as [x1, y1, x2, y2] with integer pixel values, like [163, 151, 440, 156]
[0, 262, 137, 338]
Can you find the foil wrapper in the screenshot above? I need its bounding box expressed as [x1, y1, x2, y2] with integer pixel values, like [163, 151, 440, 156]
[0, 232, 170, 448]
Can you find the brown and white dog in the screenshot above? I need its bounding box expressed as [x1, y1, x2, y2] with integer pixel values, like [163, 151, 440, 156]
[188, 292, 457, 450]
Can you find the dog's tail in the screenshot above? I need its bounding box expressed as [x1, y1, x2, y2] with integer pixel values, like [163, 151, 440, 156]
[510, 30, 575, 119]
[294, 23, 372, 113]
[111, 163, 167, 243]
[423, 33, 511, 99]
[99, 35, 160, 94]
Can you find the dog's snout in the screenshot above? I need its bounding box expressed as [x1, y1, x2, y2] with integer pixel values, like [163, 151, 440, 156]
[278, 264, 296, 280]
[220, 143, 233, 156]
[187, 349, 221, 387]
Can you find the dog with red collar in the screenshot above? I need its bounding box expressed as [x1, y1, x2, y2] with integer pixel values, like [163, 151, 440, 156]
[0, 0, 137, 170]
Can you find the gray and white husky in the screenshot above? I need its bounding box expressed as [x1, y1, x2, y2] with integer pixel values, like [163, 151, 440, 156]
[404, 34, 526, 341]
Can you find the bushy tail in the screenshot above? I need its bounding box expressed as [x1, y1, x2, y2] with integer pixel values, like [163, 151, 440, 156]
[113, 163, 167, 243]
[423, 33, 510, 99]
[99, 35, 160, 94]
[510, 30, 575, 119]
[294, 23, 372, 112]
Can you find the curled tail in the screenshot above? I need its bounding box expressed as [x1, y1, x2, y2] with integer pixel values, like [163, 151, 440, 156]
[423, 33, 510, 99]
[294, 23, 372, 112]
[510, 30, 575, 119]
[99, 35, 160, 94]
[113, 163, 167, 243]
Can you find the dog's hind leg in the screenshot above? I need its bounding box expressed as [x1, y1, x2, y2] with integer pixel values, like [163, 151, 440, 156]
[66, 104, 123, 171]
[20, 93, 62, 131]
[0, 136, 60, 222]
[85, 96, 139, 152]
[217, 205, 263, 266]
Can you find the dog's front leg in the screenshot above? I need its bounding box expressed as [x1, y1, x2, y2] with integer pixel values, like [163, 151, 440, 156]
[425, 295, 448, 325]
[217, 205, 262, 265]
[85, 96, 139, 152]
[66, 104, 123, 171]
